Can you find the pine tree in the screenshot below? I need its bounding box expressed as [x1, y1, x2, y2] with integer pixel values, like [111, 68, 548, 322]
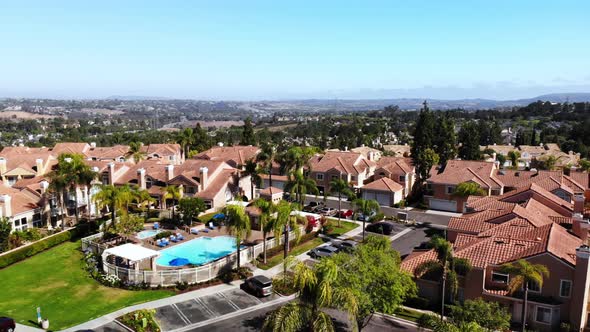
[435, 113, 457, 166]
[458, 121, 482, 160]
[411, 101, 436, 183]
[240, 117, 256, 146]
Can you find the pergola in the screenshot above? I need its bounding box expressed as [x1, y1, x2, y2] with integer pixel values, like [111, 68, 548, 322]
[102, 243, 160, 272]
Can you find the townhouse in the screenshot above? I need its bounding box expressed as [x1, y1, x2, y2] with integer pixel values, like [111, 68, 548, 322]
[308, 150, 376, 195]
[402, 184, 590, 331]
[360, 157, 415, 206]
[194, 144, 260, 169]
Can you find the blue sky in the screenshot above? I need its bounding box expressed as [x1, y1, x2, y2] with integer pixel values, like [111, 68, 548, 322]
[1, 1, 589, 100]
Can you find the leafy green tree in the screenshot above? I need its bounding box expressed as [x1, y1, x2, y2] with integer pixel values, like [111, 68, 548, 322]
[114, 214, 145, 237]
[273, 200, 302, 274]
[496, 153, 506, 166]
[192, 123, 213, 152]
[329, 178, 354, 227]
[177, 197, 206, 225]
[93, 184, 135, 229]
[501, 259, 549, 332]
[458, 121, 481, 160]
[331, 236, 416, 330]
[538, 155, 557, 170]
[414, 236, 472, 319]
[240, 117, 256, 146]
[435, 114, 457, 166]
[263, 259, 358, 332]
[415, 148, 440, 186]
[448, 298, 511, 331]
[224, 204, 252, 269]
[0, 217, 11, 253]
[53, 153, 97, 224]
[242, 159, 261, 200]
[507, 150, 521, 169]
[353, 198, 380, 241]
[162, 185, 181, 220]
[453, 182, 486, 197]
[580, 159, 590, 172]
[285, 169, 319, 206]
[411, 101, 436, 184]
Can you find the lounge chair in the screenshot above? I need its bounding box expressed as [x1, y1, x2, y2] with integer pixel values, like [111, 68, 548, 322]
[153, 222, 160, 230]
[190, 228, 199, 235]
[170, 235, 178, 242]
[156, 239, 166, 247]
[202, 228, 210, 233]
[208, 222, 215, 230]
[176, 233, 184, 241]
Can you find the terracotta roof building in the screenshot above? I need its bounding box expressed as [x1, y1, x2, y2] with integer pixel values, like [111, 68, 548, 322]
[308, 150, 376, 194]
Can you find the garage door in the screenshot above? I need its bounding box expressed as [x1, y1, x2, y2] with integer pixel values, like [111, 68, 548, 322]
[363, 191, 391, 206]
[429, 198, 457, 212]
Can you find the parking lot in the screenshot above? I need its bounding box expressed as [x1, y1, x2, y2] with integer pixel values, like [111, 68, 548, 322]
[154, 288, 281, 331]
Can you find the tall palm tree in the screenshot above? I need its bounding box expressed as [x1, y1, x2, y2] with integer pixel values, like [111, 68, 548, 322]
[78, 165, 97, 222]
[263, 259, 358, 332]
[133, 186, 156, 218]
[93, 184, 121, 229]
[501, 260, 549, 332]
[285, 169, 319, 206]
[224, 204, 252, 269]
[253, 198, 274, 264]
[508, 150, 521, 169]
[242, 159, 262, 200]
[47, 172, 68, 230]
[128, 141, 146, 163]
[273, 200, 303, 274]
[414, 236, 472, 320]
[177, 127, 194, 159]
[55, 153, 97, 224]
[279, 146, 317, 174]
[256, 144, 277, 187]
[162, 185, 182, 220]
[330, 178, 354, 227]
[353, 198, 380, 241]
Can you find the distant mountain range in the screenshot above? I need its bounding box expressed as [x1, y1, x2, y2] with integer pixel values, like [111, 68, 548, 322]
[105, 93, 590, 111]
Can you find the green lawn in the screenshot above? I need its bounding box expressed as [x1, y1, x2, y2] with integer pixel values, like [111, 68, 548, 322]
[257, 237, 325, 270]
[0, 241, 173, 330]
[394, 307, 424, 323]
[325, 219, 359, 238]
[198, 212, 218, 223]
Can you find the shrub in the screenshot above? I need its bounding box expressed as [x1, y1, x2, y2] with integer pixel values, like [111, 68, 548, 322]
[404, 296, 431, 309]
[154, 231, 174, 240]
[417, 313, 439, 329]
[272, 275, 296, 296]
[369, 212, 385, 223]
[175, 281, 189, 291]
[258, 232, 318, 260]
[118, 309, 161, 332]
[0, 229, 75, 268]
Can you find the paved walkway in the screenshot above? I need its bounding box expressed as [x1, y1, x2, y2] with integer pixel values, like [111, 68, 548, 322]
[16, 323, 45, 332]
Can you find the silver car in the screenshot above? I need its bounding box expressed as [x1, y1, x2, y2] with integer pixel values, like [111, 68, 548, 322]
[308, 245, 339, 259]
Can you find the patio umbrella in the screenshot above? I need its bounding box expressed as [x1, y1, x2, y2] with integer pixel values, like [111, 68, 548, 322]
[212, 213, 225, 219]
[168, 258, 190, 266]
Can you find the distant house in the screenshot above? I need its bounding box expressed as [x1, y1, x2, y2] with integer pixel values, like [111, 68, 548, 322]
[383, 144, 411, 157]
[194, 145, 260, 169]
[308, 151, 376, 195]
[373, 157, 415, 198]
[361, 177, 403, 206]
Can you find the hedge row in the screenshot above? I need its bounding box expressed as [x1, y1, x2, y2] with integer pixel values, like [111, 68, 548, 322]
[0, 227, 84, 269]
[258, 231, 318, 260]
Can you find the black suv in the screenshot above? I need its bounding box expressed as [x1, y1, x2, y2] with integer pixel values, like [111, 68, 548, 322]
[0, 317, 15, 332]
[243, 275, 273, 297]
[365, 222, 394, 235]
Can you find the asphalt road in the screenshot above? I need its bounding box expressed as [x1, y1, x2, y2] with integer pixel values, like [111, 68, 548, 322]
[187, 303, 420, 332]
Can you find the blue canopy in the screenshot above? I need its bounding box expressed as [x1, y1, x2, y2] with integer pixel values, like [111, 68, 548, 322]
[168, 258, 190, 266]
[212, 213, 225, 219]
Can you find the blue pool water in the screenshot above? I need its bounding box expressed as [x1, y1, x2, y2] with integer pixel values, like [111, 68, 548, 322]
[155, 236, 239, 267]
[136, 230, 161, 239]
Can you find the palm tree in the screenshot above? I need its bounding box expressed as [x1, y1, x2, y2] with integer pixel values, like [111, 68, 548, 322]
[540, 155, 557, 170]
[47, 171, 68, 230]
[133, 186, 156, 218]
[162, 185, 182, 220]
[508, 150, 521, 169]
[253, 198, 274, 264]
[93, 184, 122, 228]
[414, 236, 472, 320]
[273, 200, 302, 274]
[256, 144, 277, 187]
[330, 178, 354, 227]
[77, 165, 97, 222]
[353, 198, 380, 241]
[501, 260, 549, 332]
[263, 259, 358, 332]
[279, 146, 316, 174]
[242, 159, 262, 200]
[128, 141, 146, 163]
[177, 127, 194, 159]
[224, 204, 252, 269]
[285, 169, 319, 206]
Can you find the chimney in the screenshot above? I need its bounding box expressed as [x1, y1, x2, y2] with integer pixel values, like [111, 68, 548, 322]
[574, 194, 585, 214]
[570, 245, 590, 330]
[0, 158, 6, 174]
[40, 180, 49, 194]
[0, 194, 12, 217]
[137, 168, 146, 189]
[217, 142, 224, 147]
[368, 151, 375, 161]
[165, 164, 174, 181]
[344, 146, 348, 151]
[573, 213, 589, 242]
[199, 167, 209, 190]
[36, 158, 44, 176]
[108, 162, 115, 185]
[492, 152, 497, 161]
[90, 142, 96, 148]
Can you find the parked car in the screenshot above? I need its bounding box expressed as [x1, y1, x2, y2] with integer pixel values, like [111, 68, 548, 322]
[303, 201, 322, 212]
[357, 211, 376, 222]
[365, 222, 394, 235]
[335, 209, 354, 218]
[243, 275, 273, 297]
[0, 317, 15, 332]
[308, 245, 339, 259]
[318, 207, 337, 216]
[332, 240, 358, 253]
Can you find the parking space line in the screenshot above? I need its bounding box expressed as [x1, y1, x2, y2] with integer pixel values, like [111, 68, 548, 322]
[218, 291, 241, 311]
[171, 304, 191, 325]
[194, 298, 217, 317]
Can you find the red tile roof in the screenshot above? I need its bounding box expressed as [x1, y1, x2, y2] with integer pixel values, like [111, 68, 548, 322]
[362, 177, 403, 193]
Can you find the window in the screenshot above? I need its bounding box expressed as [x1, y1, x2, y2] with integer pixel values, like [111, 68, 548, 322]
[185, 186, 196, 194]
[560, 280, 572, 297]
[204, 200, 212, 210]
[535, 306, 552, 324]
[446, 185, 456, 195]
[491, 189, 501, 196]
[146, 178, 153, 189]
[101, 173, 109, 185]
[316, 174, 324, 181]
[33, 213, 42, 228]
[527, 280, 541, 292]
[491, 271, 509, 284]
[331, 175, 338, 181]
[399, 175, 406, 182]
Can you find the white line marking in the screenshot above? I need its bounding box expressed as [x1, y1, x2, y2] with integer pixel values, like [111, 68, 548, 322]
[219, 291, 241, 311]
[194, 298, 216, 317]
[171, 304, 191, 325]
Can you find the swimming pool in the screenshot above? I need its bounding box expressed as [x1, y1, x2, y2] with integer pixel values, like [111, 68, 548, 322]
[136, 229, 161, 240]
[155, 236, 239, 267]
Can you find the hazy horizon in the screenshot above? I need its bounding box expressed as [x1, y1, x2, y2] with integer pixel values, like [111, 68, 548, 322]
[1, 1, 589, 100]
